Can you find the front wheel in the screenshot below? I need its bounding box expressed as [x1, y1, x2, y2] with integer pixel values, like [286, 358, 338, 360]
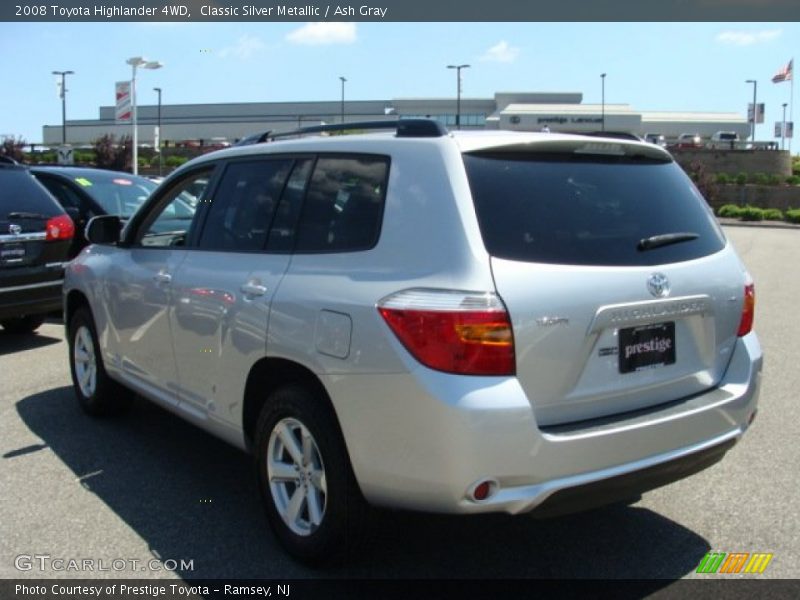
[68, 307, 131, 416]
[255, 384, 367, 564]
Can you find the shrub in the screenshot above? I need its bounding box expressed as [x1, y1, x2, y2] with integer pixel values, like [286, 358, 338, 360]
[749, 172, 769, 185]
[739, 206, 764, 221]
[688, 161, 717, 203]
[767, 173, 784, 185]
[735, 172, 748, 185]
[717, 204, 743, 218]
[786, 175, 800, 185]
[762, 208, 784, 221]
[165, 155, 188, 168]
[715, 173, 731, 184]
[0, 136, 26, 162]
[73, 151, 94, 165]
[786, 209, 800, 224]
[93, 134, 132, 171]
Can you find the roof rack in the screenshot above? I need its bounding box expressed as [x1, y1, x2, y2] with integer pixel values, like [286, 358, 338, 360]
[234, 119, 447, 146]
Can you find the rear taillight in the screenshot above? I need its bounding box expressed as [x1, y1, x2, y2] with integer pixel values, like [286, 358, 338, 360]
[378, 289, 515, 376]
[737, 282, 755, 337]
[45, 214, 75, 241]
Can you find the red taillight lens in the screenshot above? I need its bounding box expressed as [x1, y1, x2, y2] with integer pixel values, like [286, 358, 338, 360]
[378, 289, 515, 376]
[737, 282, 755, 337]
[45, 214, 75, 241]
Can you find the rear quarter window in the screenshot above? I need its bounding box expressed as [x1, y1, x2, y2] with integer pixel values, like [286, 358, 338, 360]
[464, 152, 725, 266]
[0, 168, 63, 218]
[294, 155, 389, 253]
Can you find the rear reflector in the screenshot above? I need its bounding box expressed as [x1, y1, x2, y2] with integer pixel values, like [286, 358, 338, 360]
[378, 289, 515, 376]
[45, 214, 75, 241]
[737, 282, 755, 337]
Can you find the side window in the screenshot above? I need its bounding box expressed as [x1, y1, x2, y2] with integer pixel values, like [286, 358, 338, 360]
[136, 169, 211, 248]
[36, 177, 84, 212]
[197, 159, 292, 252]
[294, 155, 389, 253]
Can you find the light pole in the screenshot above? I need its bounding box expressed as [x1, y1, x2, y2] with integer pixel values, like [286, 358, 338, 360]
[52, 70, 74, 145]
[339, 76, 346, 124]
[782, 102, 788, 151]
[153, 87, 162, 176]
[127, 56, 162, 175]
[601, 73, 607, 132]
[447, 64, 470, 130]
[745, 79, 758, 143]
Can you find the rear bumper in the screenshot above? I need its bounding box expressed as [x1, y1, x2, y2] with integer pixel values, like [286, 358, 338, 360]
[329, 332, 761, 515]
[0, 278, 63, 320]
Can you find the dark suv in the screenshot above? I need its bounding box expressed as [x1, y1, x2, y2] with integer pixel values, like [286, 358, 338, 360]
[0, 159, 74, 333]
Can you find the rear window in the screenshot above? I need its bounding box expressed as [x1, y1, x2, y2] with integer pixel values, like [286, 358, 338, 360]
[464, 152, 726, 266]
[0, 168, 63, 218]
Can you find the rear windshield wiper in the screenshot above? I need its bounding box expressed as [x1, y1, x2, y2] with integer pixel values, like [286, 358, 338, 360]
[7, 211, 50, 219]
[638, 232, 699, 251]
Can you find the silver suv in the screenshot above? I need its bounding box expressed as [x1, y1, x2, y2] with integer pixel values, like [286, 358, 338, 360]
[64, 121, 762, 563]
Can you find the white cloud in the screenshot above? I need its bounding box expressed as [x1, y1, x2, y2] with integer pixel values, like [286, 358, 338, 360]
[285, 23, 357, 45]
[480, 40, 520, 63]
[218, 34, 266, 60]
[715, 29, 782, 46]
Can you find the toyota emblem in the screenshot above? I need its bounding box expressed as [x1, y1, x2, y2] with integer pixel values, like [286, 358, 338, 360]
[647, 273, 670, 298]
[9, 223, 22, 235]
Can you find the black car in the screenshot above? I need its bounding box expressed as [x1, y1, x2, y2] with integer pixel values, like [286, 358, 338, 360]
[0, 159, 75, 333]
[30, 167, 159, 257]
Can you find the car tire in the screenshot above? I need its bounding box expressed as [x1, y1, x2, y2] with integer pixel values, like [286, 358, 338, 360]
[1, 315, 46, 334]
[68, 307, 131, 416]
[255, 384, 368, 564]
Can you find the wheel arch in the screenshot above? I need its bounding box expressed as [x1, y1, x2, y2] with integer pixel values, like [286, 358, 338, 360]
[65, 289, 92, 329]
[242, 357, 342, 453]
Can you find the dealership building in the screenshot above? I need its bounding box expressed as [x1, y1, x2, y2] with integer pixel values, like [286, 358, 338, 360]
[42, 91, 751, 147]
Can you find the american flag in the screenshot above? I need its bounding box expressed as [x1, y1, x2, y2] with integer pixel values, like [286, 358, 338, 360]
[772, 59, 793, 83]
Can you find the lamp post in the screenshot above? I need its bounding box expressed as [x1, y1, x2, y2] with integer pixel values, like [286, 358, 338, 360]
[52, 70, 74, 145]
[339, 76, 346, 124]
[601, 73, 606, 132]
[782, 103, 788, 151]
[153, 87, 162, 176]
[447, 64, 470, 130]
[745, 79, 758, 143]
[127, 56, 162, 175]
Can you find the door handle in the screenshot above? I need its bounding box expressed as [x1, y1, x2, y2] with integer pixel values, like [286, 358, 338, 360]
[153, 271, 172, 284]
[240, 281, 267, 297]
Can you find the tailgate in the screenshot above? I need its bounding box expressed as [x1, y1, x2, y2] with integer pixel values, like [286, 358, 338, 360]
[492, 251, 745, 426]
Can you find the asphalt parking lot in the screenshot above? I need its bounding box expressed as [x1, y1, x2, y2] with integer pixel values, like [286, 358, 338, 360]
[0, 226, 798, 585]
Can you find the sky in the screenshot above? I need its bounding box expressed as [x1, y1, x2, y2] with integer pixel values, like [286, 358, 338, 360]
[0, 21, 797, 148]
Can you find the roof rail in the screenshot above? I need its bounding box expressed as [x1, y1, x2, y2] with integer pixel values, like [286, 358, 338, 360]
[235, 119, 447, 146]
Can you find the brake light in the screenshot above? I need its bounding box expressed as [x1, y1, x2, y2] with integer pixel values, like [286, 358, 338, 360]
[45, 214, 75, 241]
[378, 289, 515, 376]
[737, 282, 755, 337]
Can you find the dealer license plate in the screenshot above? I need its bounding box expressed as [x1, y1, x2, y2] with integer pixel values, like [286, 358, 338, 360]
[618, 322, 676, 374]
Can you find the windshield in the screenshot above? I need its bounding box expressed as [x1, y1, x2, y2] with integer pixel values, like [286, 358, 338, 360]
[72, 173, 157, 218]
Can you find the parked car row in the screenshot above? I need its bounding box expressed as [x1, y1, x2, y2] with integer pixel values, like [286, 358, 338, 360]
[0, 161, 169, 333]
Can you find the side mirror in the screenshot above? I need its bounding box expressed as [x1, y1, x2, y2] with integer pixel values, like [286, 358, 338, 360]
[85, 215, 121, 245]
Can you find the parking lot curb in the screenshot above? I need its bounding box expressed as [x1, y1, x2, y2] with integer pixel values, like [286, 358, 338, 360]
[718, 218, 800, 231]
